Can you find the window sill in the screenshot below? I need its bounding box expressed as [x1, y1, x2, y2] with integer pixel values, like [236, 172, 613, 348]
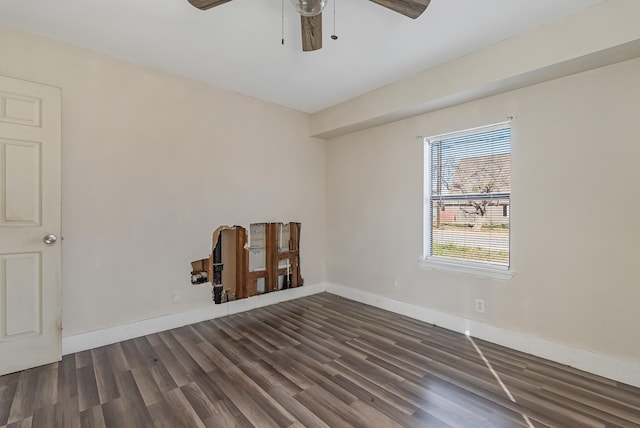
[418, 257, 514, 280]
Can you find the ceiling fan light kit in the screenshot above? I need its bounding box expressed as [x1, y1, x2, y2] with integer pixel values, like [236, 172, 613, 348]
[187, 0, 431, 52]
[291, 0, 327, 17]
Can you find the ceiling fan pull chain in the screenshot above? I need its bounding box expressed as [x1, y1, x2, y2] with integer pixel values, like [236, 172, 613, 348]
[281, 0, 285, 45]
[331, 0, 338, 40]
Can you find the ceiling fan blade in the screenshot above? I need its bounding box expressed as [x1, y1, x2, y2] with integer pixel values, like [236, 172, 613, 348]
[369, 0, 431, 19]
[187, 0, 233, 11]
[301, 14, 322, 52]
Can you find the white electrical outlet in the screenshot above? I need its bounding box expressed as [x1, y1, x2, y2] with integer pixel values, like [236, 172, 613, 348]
[475, 299, 486, 313]
[393, 276, 400, 287]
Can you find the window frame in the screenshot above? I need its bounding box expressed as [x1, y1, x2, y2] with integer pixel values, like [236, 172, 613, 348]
[420, 121, 514, 280]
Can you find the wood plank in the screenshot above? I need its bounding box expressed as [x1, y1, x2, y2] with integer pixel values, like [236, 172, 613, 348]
[58, 397, 80, 428]
[203, 398, 253, 428]
[79, 405, 106, 428]
[7, 370, 38, 424]
[369, 0, 431, 19]
[265, 223, 279, 293]
[235, 227, 249, 299]
[76, 366, 100, 413]
[5, 415, 32, 428]
[161, 388, 205, 428]
[301, 15, 322, 52]
[32, 365, 58, 410]
[180, 382, 217, 423]
[31, 403, 58, 428]
[56, 355, 78, 403]
[101, 396, 154, 427]
[130, 367, 163, 406]
[294, 384, 363, 427]
[90, 347, 120, 404]
[187, 0, 232, 11]
[289, 222, 302, 287]
[0, 375, 18, 426]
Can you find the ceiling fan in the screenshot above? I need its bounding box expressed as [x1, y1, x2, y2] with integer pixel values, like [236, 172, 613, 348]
[187, 0, 431, 52]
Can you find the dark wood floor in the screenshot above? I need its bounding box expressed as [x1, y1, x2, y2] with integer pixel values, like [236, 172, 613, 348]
[1, 293, 639, 428]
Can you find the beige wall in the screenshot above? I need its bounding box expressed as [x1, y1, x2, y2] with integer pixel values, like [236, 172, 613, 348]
[0, 25, 327, 336]
[327, 57, 640, 365]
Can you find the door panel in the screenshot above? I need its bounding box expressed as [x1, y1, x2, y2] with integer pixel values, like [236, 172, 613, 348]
[2, 140, 41, 226]
[0, 91, 42, 127]
[0, 75, 61, 376]
[2, 252, 41, 338]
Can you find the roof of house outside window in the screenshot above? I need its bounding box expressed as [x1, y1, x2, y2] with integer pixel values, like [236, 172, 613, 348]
[449, 153, 511, 195]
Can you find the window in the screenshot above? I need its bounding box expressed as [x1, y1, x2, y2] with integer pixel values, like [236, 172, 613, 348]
[422, 122, 512, 278]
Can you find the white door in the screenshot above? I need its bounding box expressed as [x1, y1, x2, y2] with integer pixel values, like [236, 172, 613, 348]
[0, 75, 61, 375]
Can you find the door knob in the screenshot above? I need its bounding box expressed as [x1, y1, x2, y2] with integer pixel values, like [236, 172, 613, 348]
[44, 234, 58, 245]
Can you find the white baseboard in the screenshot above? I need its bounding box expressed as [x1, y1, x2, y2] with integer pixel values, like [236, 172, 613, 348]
[62, 282, 327, 355]
[325, 283, 640, 389]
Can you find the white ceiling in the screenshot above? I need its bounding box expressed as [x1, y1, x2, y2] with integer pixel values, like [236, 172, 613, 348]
[0, 0, 606, 113]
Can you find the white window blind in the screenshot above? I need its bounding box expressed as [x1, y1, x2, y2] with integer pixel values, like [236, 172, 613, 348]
[424, 122, 511, 268]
